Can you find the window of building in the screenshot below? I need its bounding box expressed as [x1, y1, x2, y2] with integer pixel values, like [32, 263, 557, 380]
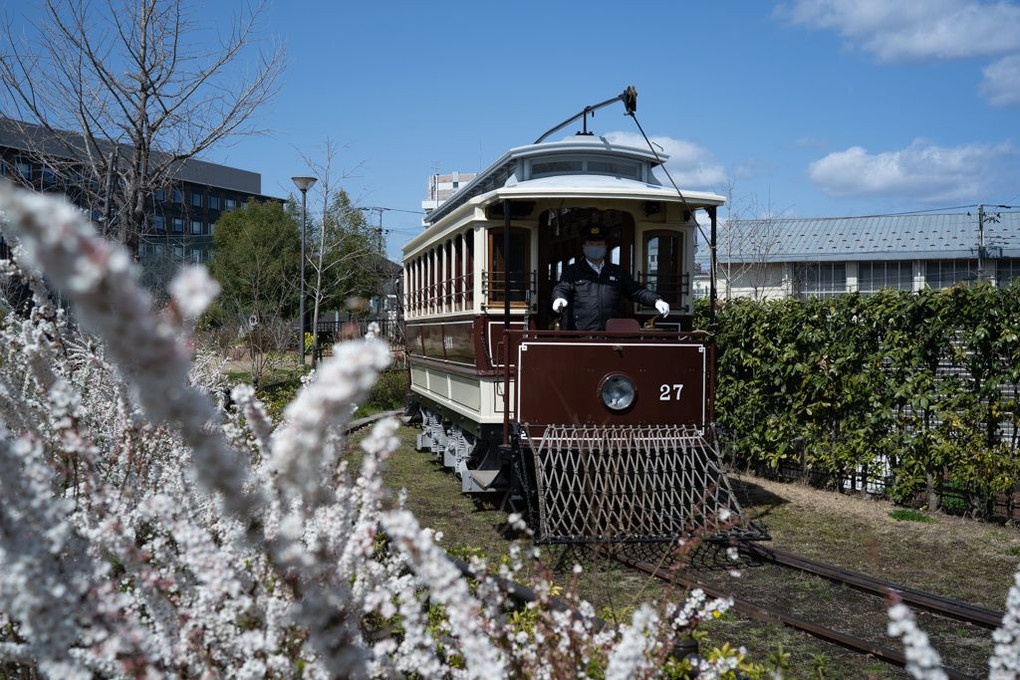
[40, 167, 57, 186]
[191, 220, 203, 235]
[172, 217, 184, 233]
[858, 261, 913, 293]
[225, 197, 237, 211]
[172, 189, 183, 204]
[925, 259, 976, 289]
[191, 192, 203, 208]
[16, 160, 31, 180]
[209, 195, 220, 210]
[154, 189, 165, 202]
[173, 244, 184, 259]
[794, 262, 846, 298]
[996, 259, 1020, 286]
[154, 215, 166, 232]
[642, 230, 684, 304]
[486, 227, 532, 304]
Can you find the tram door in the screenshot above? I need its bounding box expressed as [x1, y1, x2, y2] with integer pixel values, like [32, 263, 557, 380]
[536, 208, 635, 330]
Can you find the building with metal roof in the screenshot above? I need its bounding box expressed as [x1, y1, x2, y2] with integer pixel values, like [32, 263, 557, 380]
[697, 209, 1020, 300]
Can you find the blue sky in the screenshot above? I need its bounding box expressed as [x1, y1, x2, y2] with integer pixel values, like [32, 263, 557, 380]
[9, 1, 1020, 260]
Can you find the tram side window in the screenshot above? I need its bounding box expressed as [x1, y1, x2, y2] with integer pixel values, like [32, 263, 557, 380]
[643, 231, 683, 305]
[428, 248, 437, 311]
[464, 233, 474, 301]
[445, 239, 454, 307]
[487, 228, 531, 304]
[415, 258, 423, 312]
[407, 259, 416, 313]
[453, 235, 464, 307]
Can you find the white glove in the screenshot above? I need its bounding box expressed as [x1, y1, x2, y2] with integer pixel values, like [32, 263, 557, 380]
[552, 297, 568, 313]
[654, 299, 670, 317]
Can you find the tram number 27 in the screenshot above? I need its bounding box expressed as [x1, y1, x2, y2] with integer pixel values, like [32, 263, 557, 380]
[659, 383, 684, 401]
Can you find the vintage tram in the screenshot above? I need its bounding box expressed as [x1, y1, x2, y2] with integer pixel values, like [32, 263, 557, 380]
[403, 89, 748, 543]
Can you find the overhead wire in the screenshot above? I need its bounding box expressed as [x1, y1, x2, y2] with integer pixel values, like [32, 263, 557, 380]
[625, 109, 712, 247]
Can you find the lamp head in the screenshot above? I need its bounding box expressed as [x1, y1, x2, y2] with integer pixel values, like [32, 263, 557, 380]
[291, 175, 317, 193]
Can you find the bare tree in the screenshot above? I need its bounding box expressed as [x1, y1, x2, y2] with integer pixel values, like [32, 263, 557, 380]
[0, 0, 284, 255]
[297, 141, 383, 366]
[716, 182, 789, 301]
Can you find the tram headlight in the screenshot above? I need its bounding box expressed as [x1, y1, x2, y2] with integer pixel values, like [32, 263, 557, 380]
[600, 374, 636, 411]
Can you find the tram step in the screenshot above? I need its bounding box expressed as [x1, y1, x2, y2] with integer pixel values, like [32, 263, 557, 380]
[469, 469, 502, 490]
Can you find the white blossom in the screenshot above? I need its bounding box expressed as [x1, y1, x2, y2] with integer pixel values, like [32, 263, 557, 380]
[168, 264, 221, 319]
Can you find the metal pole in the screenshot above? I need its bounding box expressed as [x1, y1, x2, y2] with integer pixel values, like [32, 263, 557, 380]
[977, 203, 985, 281]
[299, 188, 307, 367]
[709, 206, 718, 329]
[504, 199, 511, 330]
[503, 199, 511, 444]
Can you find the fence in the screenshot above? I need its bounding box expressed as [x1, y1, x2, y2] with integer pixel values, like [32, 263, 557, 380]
[313, 317, 404, 363]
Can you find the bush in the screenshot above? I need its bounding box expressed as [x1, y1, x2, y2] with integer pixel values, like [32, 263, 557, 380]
[709, 287, 1020, 518]
[370, 368, 408, 409]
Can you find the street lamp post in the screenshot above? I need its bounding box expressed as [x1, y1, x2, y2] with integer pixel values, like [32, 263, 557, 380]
[291, 175, 317, 367]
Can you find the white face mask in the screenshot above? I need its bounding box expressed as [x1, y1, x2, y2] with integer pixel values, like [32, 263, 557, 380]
[583, 244, 607, 261]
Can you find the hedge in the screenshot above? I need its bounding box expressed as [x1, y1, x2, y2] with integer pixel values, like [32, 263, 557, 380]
[695, 284, 1020, 517]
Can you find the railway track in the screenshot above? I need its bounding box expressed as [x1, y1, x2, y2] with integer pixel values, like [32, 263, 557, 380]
[612, 542, 1002, 678]
[743, 543, 1002, 630]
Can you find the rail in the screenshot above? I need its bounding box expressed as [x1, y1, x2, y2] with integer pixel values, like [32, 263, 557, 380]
[743, 543, 1003, 629]
[481, 270, 536, 307]
[618, 553, 977, 679]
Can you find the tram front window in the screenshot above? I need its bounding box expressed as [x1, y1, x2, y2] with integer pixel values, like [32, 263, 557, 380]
[644, 231, 682, 305]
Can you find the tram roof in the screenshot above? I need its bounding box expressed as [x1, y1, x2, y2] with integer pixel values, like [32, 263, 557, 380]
[420, 137, 722, 226]
[405, 137, 724, 255]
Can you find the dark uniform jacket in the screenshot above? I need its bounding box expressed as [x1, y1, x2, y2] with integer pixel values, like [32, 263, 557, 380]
[552, 259, 660, 331]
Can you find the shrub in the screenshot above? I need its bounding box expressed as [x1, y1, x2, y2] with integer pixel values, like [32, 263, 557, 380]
[364, 368, 408, 413]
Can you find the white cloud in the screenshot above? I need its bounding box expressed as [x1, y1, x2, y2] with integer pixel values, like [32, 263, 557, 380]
[808, 139, 1015, 202]
[980, 54, 1020, 105]
[777, 0, 1020, 106]
[778, 0, 1020, 61]
[603, 131, 727, 189]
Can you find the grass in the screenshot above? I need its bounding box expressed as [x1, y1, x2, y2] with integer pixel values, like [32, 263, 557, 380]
[222, 358, 409, 425]
[888, 508, 937, 523]
[349, 430, 1020, 678]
